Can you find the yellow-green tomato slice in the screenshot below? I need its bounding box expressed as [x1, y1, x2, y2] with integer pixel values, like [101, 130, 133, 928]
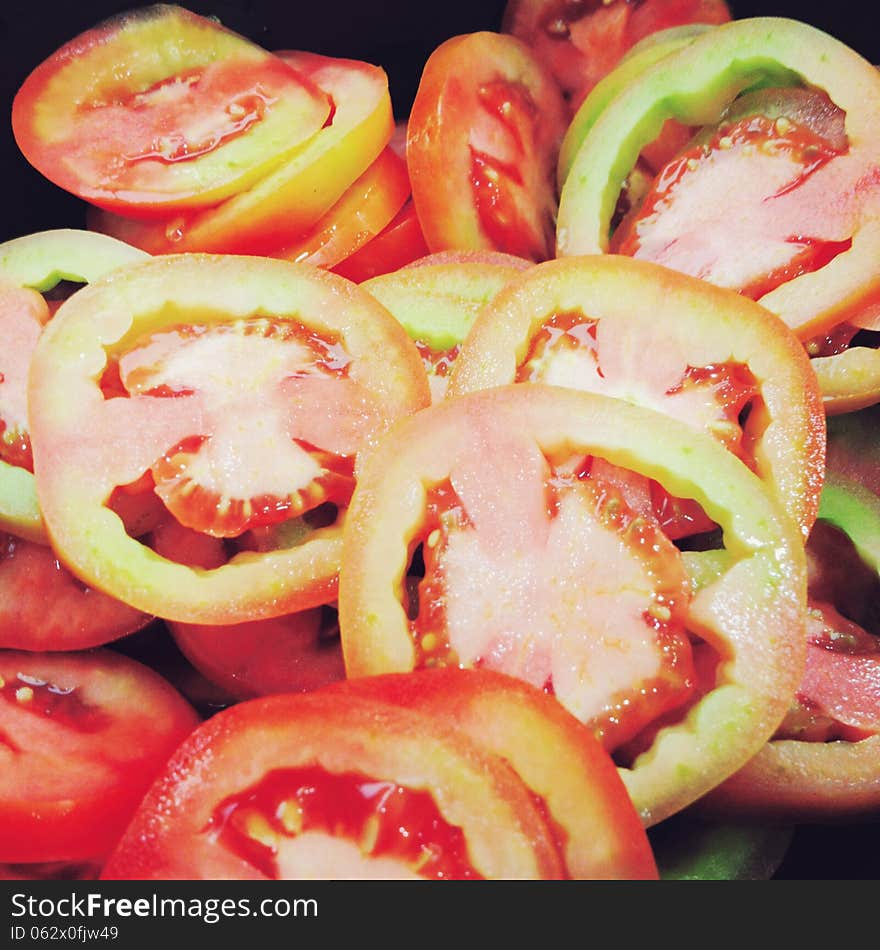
[27, 254, 430, 624]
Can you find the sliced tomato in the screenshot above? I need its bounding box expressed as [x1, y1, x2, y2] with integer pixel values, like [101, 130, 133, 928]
[611, 87, 851, 301]
[339, 384, 807, 826]
[11, 5, 331, 216]
[332, 201, 430, 283]
[0, 648, 199, 863]
[362, 255, 528, 401]
[266, 147, 411, 269]
[406, 31, 567, 262]
[448, 255, 825, 541]
[0, 531, 151, 651]
[100, 690, 565, 880]
[329, 668, 658, 879]
[502, 0, 730, 114]
[0, 230, 150, 544]
[700, 471, 880, 818]
[27, 254, 429, 624]
[556, 17, 880, 377]
[89, 50, 394, 255]
[152, 517, 344, 700]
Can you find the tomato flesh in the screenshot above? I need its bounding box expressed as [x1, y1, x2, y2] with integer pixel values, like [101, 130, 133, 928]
[611, 101, 852, 298]
[502, 0, 731, 113]
[0, 531, 150, 651]
[210, 765, 482, 880]
[410, 455, 695, 751]
[112, 316, 359, 538]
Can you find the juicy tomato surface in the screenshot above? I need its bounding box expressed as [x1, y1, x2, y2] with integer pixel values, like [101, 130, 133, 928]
[88, 50, 395, 256]
[27, 253, 430, 624]
[11, 5, 332, 216]
[406, 31, 568, 262]
[0, 648, 199, 863]
[339, 384, 806, 826]
[100, 690, 566, 880]
[362, 254, 530, 401]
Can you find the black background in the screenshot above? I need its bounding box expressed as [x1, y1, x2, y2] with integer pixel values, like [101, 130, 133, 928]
[0, 0, 879, 881]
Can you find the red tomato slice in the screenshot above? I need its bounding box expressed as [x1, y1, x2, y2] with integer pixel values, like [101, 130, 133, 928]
[88, 50, 394, 255]
[332, 201, 430, 283]
[502, 0, 730, 114]
[329, 668, 659, 879]
[100, 691, 565, 880]
[152, 518, 345, 700]
[406, 31, 567, 262]
[11, 6, 331, 216]
[266, 147, 411, 269]
[0, 648, 199, 863]
[0, 531, 151, 651]
[27, 254, 430, 624]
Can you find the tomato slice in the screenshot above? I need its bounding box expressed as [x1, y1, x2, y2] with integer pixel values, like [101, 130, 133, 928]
[410, 465, 696, 752]
[339, 383, 807, 825]
[448, 255, 825, 542]
[0, 230, 150, 543]
[502, 0, 730, 114]
[611, 88, 851, 300]
[330, 668, 659, 879]
[152, 517, 344, 700]
[27, 254, 430, 624]
[406, 31, 567, 262]
[100, 690, 565, 880]
[701, 471, 880, 818]
[0, 531, 151, 651]
[11, 6, 331, 216]
[332, 201, 430, 283]
[266, 147, 411, 269]
[0, 648, 199, 863]
[89, 50, 394, 255]
[362, 255, 528, 402]
[556, 17, 880, 350]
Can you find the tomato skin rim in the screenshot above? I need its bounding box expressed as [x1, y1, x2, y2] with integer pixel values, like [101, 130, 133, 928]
[27, 253, 430, 624]
[0, 229, 150, 543]
[11, 5, 333, 215]
[338, 383, 807, 826]
[448, 254, 826, 541]
[556, 16, 880, 341]
[326, 668, 660, 879]
[100, 689, 565, 880]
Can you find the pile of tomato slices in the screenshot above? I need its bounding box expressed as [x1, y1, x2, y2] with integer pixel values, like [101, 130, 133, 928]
[2, 1, 880, 881]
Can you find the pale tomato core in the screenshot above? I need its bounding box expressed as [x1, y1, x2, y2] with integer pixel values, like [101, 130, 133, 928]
[112, 317, 372, 537]
[411, 425, 694, 750]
